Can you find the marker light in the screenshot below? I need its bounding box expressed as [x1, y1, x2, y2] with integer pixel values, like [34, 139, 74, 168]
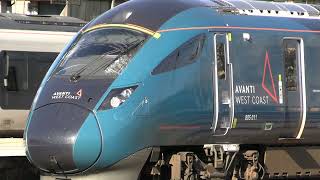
[98, 85, 138, 110]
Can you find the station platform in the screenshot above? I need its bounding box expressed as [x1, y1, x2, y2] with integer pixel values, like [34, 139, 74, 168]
[0, 138, 25, 157]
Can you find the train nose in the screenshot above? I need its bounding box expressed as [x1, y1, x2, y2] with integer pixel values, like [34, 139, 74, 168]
[26, 103, 101, 173]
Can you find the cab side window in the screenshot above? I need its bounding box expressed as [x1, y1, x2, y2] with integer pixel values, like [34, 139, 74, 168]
[2, 51, 28, 92]
[152, 34, 205, 75]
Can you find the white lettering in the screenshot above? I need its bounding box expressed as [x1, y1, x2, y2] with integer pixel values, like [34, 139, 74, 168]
[251, 96, 269, 105]
[235, 96, 250, 104]
[235, 96, 269, 105]
[235, 85, 255, 94]
[51, 91, 81, 100]
[245, 114, 258, 121]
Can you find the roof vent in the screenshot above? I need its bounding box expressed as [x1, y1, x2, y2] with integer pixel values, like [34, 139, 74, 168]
[213, 0, 320, 18]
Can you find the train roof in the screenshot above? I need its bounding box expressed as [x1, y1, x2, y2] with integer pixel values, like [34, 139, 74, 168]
[214, 0, 320, 18]
[85, 0, 320, 33]
[86, 0, 219, 32]
[0, 13, 86, 32]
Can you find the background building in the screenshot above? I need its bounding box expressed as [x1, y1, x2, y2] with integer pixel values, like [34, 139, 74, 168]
[0, 0, 318, 21]
[0, 0, 126, 21]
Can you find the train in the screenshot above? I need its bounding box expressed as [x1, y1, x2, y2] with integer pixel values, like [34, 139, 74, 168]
[24, 0, 320, 179]
[0, 13, 85, 137]
[0, 13, 85, 179]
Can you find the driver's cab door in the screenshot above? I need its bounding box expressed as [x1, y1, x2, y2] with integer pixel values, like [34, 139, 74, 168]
[212, 33, 234, 136]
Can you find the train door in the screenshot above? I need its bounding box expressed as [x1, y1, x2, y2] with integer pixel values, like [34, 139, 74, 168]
[212, 33, 234, 136]
[282, 38, 306, 139]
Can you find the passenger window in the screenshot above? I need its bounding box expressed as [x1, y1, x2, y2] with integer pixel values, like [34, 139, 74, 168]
[216, 43, 226, 79]
[284, 40, 298, 91]
[4, 52, 28, 91]
[6, 66, 18, 91]
[152, 34, 204, 75]
[0, 51, 58, 109]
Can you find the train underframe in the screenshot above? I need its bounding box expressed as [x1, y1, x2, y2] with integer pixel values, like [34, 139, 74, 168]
[41, 144, 320, 180]
[141, 144, 320, 180]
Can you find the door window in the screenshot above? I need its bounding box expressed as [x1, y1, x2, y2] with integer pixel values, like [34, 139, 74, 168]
[217, 42, 226, 80]
[284, 40, 298, 91]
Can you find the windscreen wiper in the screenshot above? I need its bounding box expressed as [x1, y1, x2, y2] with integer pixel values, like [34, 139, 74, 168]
[86, 39, 145, 78]
[69, 46, 123, 82]
[70, 39, 145, 82]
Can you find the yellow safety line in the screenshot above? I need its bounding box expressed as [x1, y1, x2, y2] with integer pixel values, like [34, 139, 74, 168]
[83, 23, 161, 39]
[0, 138, 25, 145]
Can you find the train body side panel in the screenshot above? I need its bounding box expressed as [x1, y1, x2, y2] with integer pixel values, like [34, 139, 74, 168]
[205, 13, 320, 144]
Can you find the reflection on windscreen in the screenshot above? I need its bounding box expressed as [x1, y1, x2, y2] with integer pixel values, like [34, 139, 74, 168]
[54, 28, 147, 80]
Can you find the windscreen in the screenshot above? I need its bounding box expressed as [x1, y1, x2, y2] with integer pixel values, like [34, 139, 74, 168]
[53, 28, 148, 81]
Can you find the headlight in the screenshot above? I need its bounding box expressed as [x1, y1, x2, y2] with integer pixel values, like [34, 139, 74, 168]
[110, 96, 123, 108]
[109, 88, 134, 108]
[98, 85, 137, 110]
[121, 88, 133, 98]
